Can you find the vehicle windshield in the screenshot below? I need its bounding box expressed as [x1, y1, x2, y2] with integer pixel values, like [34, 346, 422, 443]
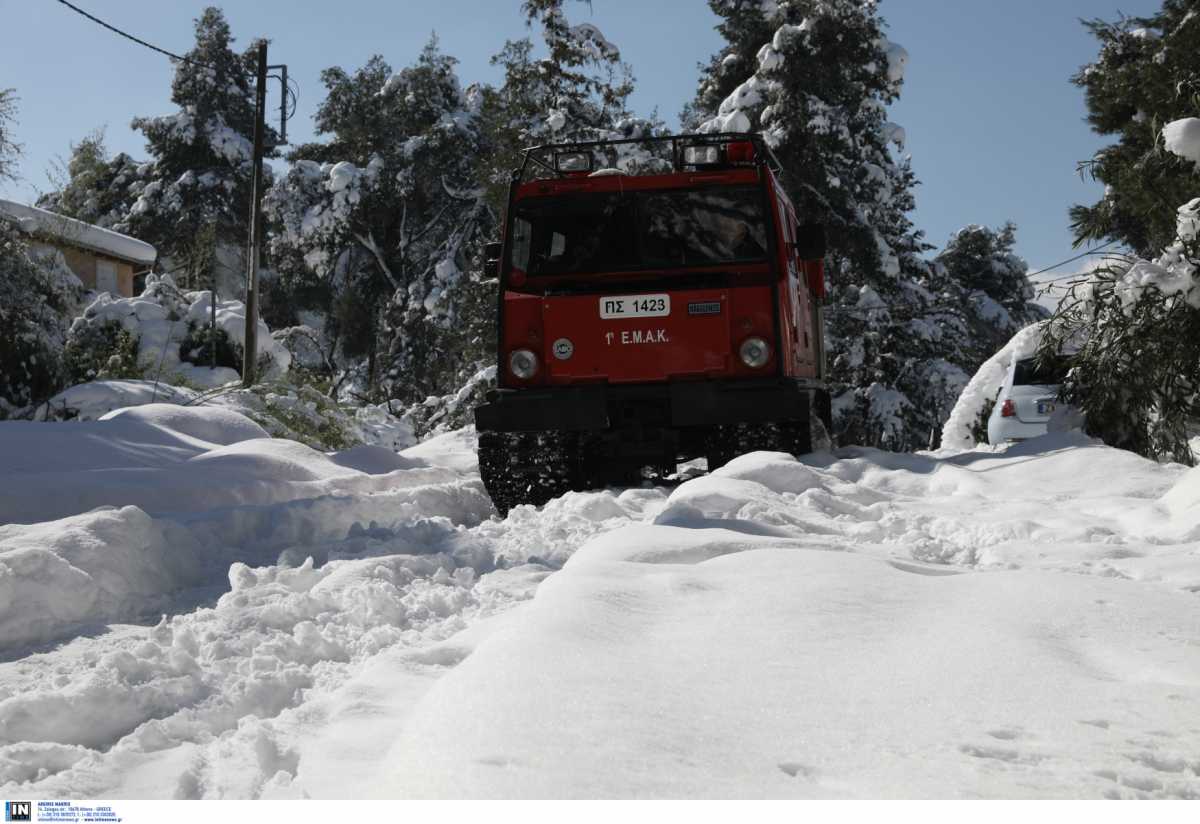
[509, 186, 769, 276]
[1013, 356, 1069, 386]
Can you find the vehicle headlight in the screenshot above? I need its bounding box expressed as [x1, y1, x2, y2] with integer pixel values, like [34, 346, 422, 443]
[739, 336, 771, 368]
[509, 348, 539, 379]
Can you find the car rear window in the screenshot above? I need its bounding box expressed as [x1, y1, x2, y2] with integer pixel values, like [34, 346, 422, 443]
[1013, 356, 1068, 386]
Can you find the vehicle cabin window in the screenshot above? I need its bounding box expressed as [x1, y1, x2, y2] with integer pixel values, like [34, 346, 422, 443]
[1013, 356, 1068, 386]
[510, 185, 768, 276]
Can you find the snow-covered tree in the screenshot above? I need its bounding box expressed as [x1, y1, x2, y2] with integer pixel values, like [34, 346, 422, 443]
[0, 88, 19, 185]
[266, 38, 492, 402]
[493, 0, 633, 145]
[1040, 201, 1200, 464]
[1041, 113, 1200, 465]
[933, 223, 1048, 362]
[37, 130, 142, 230]
[689, 0, 971, 450]
[1071, 1, 1200, 256]
[113, 8, 273, 293]
[0, 222, 84, 416]
[477, 0, 649, 207]
[683, 1, 774, 129]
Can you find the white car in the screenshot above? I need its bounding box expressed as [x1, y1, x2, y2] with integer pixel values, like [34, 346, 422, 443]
[987, 355, 1071, 445]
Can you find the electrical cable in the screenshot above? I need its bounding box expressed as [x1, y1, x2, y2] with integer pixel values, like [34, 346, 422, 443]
[54, 0, 296, 138]
[1025, 240, 1119, 280]
[54, 0, 210, 68]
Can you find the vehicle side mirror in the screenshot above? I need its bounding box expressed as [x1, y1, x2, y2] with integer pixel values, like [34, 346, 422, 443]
[483, 240, 502, 279]
[794, 224, 826, 260]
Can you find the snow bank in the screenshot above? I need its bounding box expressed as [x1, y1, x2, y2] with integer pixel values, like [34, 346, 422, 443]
[39, 380, 199, 421]
[5, 433, 1200, 798]
[0, 508, 205, 650]
[0, 407, 494, 652]
[69, 274, 290, 390]
[373, 444, 1200, 799]
[0, 404, 475, 526]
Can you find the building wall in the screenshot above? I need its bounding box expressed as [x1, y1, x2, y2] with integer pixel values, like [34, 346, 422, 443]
[57, 246, 136, 297]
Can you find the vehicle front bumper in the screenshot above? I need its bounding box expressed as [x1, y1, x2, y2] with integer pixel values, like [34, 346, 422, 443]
[474, 378, 823, 433]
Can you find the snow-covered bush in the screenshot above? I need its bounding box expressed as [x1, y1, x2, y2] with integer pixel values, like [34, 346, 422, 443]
[404, 365, 496, 438]
[0, 223, 84, 416]
[63, 274, 290, 390]
[1040, 196, 1200, 464]
[36, 377, 413, 452]
[61, 319, 142, 384]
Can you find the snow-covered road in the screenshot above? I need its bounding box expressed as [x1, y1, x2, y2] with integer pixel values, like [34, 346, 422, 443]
[1, 406, 1198, 798]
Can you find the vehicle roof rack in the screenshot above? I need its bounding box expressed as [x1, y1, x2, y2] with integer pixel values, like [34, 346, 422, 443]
[517, 132, 784, 184]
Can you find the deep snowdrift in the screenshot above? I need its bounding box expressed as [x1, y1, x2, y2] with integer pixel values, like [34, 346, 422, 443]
[0, 404, 490, 651]
[1, 406, 1198, 799]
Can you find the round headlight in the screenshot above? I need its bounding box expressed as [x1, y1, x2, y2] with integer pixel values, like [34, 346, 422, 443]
[509, 348, 539, 379]
[739, 336, 771, 368]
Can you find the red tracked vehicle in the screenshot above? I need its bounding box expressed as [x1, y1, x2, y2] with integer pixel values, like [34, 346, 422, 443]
[474, 132, 831, 515]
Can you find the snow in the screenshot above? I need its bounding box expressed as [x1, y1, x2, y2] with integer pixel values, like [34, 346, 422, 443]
[884, 40, 909, 85]
[375, 442, 1200, 799]
[3, 401, 1200, 798]
[72, 274, 290, 389]
[569, 23, 619, 61]
[1163, 118, 1200, 165]
[0, 405, 490, 655]
[0, 199, 157, 266]
[40, 380, 199, 421]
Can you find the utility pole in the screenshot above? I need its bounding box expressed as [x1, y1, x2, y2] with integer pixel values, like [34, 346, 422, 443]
[242, 41, 268, 388]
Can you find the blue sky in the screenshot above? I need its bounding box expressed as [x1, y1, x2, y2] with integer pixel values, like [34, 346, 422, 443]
[0, 0, 1162, 273]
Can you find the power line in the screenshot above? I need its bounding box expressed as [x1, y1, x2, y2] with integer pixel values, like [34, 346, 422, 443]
[53, 0, 296, 136]
[1026, 239, 1119, 280]
[53, 0, 207, 68]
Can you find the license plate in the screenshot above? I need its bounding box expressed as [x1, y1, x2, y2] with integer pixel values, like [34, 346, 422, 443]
[1037, 400, 1056, 415]
[599, 294, 670, 319]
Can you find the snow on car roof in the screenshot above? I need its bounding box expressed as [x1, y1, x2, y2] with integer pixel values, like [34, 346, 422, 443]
[0, 198, 157, 265]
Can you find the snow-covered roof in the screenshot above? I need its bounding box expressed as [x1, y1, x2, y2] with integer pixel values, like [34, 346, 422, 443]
[0, 198, 157, 266]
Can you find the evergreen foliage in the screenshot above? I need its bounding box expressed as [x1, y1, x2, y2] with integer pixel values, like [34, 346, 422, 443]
[689, 0, 987, 450]
[1071, 2, 1200, 256]
[37, 131, 142, 230]
[62, 320, 143, 385]
[265, 37, 493, 403]
[934, 223, 1048, 363]
[119, 7, 274, 274]
[1042, 199, 1200, 466]
[0, 223, 84, 415]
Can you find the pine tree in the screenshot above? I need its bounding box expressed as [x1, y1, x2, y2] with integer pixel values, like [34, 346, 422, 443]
[266, 37, 492, 403]
[933, 222, 1048, 362]
[682, 0, 775, 130]
[1071, 1, 1200, 256]
[38, 130, 142, 229]
[478, 0, 642, 209]
[115, 7, 274, 292]
[689, 0, 977, 450]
